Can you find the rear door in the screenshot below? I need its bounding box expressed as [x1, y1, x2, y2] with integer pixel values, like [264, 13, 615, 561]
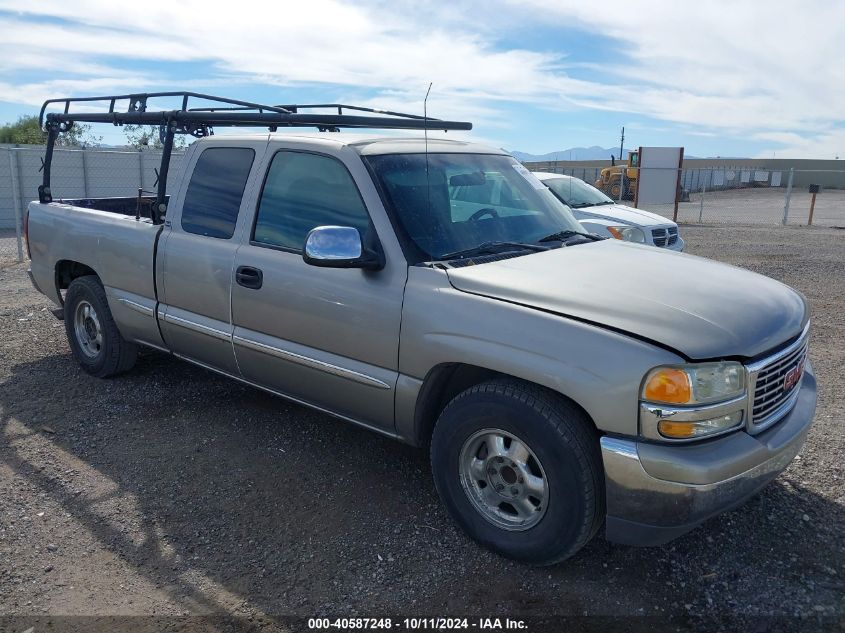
[230, 146, 406, 432]
[158, 141, 265, 374]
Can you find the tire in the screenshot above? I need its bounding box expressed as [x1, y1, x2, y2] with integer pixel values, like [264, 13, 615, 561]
[63, 275, 138, 378]
[430, 380, 604, 565]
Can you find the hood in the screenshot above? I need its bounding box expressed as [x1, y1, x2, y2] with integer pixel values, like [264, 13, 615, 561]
[445, 240, 807, 360]
[575, 203, 672, 227]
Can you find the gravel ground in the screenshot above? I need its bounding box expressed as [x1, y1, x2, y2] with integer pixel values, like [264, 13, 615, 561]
[0, 226, 843, 631]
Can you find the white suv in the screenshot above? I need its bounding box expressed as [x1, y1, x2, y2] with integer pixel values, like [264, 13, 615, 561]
[533, 172, 684, 251]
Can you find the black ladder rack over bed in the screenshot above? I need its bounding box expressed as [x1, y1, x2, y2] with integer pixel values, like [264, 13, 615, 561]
[38, 91, 473, 224]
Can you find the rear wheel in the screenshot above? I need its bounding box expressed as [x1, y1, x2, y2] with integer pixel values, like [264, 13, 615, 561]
[609, 178, 622, 199]
[64, 275, 138, 377]
[430, 380, 604, 565]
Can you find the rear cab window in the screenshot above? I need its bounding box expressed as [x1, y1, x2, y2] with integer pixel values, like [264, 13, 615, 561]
[180, 147, 256, 239]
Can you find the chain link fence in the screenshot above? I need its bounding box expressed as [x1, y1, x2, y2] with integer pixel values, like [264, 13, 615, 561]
[644, 167, 844, 227]
[0, 146, 187, 261]
[529, 163, 845, 228]
[3, 148, 844, 262]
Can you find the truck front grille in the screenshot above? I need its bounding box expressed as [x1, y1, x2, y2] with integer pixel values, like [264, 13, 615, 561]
[667, 227, 679, 245]
[651, 227, 678, 247]
[748, 328, 809, 432]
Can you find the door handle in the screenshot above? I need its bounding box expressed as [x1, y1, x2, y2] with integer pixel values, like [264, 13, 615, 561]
[235, 266, 263, 289]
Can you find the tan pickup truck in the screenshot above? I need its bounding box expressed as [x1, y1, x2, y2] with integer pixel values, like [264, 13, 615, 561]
[25, 93, 816, 564]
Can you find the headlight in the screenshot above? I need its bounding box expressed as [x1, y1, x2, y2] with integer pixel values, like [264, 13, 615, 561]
[640, 362, 747, 441]
[642, 362, 745, 405]
[607, 225, 645, 243]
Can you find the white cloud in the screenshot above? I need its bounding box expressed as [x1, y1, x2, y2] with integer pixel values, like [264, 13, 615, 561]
[753, 130, 845, 159]
[0, 0, 842, 156]
[0, 1, 582, 105]
[509, 0, 845, 150]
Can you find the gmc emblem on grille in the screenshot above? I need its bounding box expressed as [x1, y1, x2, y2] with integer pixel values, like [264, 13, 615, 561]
[783, 358, 806, 392]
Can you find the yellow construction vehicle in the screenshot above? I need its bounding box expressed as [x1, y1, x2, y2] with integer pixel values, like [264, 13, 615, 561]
[595, 150, 638, 200]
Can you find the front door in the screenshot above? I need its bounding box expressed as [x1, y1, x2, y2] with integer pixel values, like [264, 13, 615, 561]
[230, 148, 406, 431]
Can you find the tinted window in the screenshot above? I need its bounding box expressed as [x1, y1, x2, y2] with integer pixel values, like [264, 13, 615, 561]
[450, 171, 527, 218]
[181, 147, 255, 239]
[253, 151, 371, 251]
[366, 153, 583, 260]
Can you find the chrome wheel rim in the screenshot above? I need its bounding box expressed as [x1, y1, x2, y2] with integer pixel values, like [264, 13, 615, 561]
[73, 300, 103, 358]
[459, 428, 549, 531]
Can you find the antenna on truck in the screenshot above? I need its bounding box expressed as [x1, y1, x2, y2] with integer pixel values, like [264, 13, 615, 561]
[37, 91, 473, 224]
[424, 82, 433, 229]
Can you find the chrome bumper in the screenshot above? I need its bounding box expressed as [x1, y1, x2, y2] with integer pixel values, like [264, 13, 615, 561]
[601, 361, 816, 546]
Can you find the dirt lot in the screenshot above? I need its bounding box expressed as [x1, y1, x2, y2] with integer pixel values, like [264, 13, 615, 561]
[1, 226, 843, 631]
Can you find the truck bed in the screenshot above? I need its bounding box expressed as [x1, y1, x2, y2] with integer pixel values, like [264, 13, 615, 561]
[27, 200, 167, 351]
[52, 195, 166, 218]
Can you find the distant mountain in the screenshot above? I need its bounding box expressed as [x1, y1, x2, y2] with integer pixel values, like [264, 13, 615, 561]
[509, 146, 620, 162]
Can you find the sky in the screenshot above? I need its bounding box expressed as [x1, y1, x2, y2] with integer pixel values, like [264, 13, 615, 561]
[0, 0, 843, 158]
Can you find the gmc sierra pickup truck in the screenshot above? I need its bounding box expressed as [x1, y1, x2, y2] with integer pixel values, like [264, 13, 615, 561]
[25, 93, 816, 564]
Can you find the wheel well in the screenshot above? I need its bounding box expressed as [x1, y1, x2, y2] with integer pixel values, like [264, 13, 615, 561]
[55, 260, 98, 303]
[413, 363, 597, 446]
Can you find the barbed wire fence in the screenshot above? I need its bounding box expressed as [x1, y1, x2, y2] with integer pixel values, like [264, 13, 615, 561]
[1, 146, 187, 262]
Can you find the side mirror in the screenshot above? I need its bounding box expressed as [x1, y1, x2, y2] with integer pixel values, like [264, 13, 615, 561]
[302, 226, 383, 270]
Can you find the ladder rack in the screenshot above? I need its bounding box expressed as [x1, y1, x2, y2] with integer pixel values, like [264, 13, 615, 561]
[38, 91, 472, 223]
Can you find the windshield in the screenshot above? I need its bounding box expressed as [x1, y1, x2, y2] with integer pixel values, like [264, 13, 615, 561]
[543, 176, 613, 207]
[365, 153, 584, 261]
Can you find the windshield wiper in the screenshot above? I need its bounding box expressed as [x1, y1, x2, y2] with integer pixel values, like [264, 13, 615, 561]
[537, 230, 604, 243]
[438, 241, 549, 261]
[570, 200, 614, 207]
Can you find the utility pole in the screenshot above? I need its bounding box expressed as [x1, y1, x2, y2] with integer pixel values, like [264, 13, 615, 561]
[619, 126, 625, 161]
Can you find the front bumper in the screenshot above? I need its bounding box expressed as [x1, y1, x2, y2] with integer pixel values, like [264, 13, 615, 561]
[601, 361, 816, 546]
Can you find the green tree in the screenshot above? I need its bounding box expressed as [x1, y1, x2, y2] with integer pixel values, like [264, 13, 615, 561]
[0, 115, 102, 147]
[123, 124, 187, 150]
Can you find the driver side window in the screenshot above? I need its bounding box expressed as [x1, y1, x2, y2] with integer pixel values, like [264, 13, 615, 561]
[253, 151, 372, 251]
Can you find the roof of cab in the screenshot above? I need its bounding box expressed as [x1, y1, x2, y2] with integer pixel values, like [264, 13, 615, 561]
[347, 136, 508, 156]
[195, 132, 509, 156]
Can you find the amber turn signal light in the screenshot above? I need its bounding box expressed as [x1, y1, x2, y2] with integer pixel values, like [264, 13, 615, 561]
[643, 368, 691, 405]
[657, 411, 744, 440]
[656, 420, 697, 438]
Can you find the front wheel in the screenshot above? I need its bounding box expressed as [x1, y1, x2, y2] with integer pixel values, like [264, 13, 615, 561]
[431, 380, 604, 565]
[64, 275, 138, 378]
